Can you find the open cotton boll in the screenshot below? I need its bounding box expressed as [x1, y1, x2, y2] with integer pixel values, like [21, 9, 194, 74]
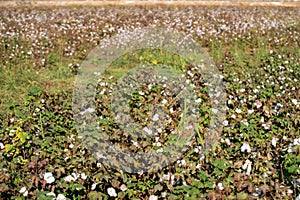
[107, 187, 117, 197]
[241, 143, 251, 153]
[149, 195, 158, 200]
[44, 172, 55, 184]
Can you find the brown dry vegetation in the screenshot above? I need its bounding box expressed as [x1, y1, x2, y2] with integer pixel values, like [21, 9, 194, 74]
[0, 1, 300, 8]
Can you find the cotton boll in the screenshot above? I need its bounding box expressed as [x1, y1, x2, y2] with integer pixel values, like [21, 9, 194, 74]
[107, 187, 117, 197]
[241, 143, 251, 153]
[44, 172, 55, 184]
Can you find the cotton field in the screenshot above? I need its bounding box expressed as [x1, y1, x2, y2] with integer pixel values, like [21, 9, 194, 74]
[0, 4, 299, 199]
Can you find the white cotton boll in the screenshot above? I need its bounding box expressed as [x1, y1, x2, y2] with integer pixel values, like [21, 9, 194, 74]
[241, 143, 251, 153]
[72, 173, 80, 180]
[287, 145, 293, 153]
[262, 172, 269, 178]
[156, 148, 163, 153]
[19, 187, 28, 196]
[56, 194, 66, 200]
[160, 172, 174, 183]
[246, 162, 252, 176]
[100, 82, 106, 87]
[64, 175, 75, 182]
[186, 125, 193, 130]
[217, 182, 224, 190]
[44, 172, 55, 184]
[120, 184, 127, 191]
[240, 98, 246, 104]
[161, 99, 168, 105]
[242, 159, 252, 175]
[169, 107, 175, 113]
[99, 89, 106, 95]
[292, 99, 299, 106]
[94, 71, 101, 76]
[86, 108, 95, 113]
[23, 190, 28, 197]
[187, 70, 194, 77]
[80, 150, 85, 154]
[46, 192, 56, 197]
[143, 127, 153, 135]
[262, 124, 270, 130]
[155, 142, 162, 147]
[107, 187, 117, 197]
[271, 138, 278, 147]
[225, 138, 231, 146]
[149, 195, 158, 200]
[242, 121, 249, 126]
[212, 108, 218, 114]
[91, 183, 97, 190]
[195, 98, 202, 103]
[275, 103, 283, 110]
[282, 136, 287, 141]
[81, 172, 87, 180]
[260, 117, 264, 123]
[242, 160, 251, 170]
[10, 118, 15, 123]
[248, 109, 254, 114]
[253, 188, 262, 197]
[293, 138, 300, 146]
[181, 159, 186, 166]
[155, 137, 159, 142]
[253, 89, 259, 94]
[222, 120, 228, 126]
[132, 141, 139, 147]
[287, 189, 293, 194]
[152, 114, 159, 121]
[254, 102, 262, 109]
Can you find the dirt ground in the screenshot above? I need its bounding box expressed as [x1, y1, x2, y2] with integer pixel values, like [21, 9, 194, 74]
[0, 1, 300, 8]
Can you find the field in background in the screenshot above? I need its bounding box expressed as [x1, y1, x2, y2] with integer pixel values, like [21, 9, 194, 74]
[1, 1, 300, 8]
[0, 4, 299, 200]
